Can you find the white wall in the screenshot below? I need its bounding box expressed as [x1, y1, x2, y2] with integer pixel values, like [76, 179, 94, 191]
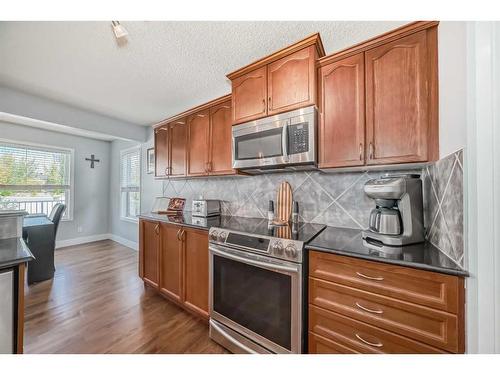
[0, 121, 111, 242]
[0, 86, 147, 142]
[438, 22, 468, 157]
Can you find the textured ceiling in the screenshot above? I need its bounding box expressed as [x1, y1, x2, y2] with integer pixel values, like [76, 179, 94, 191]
[0, 21, 406, 126]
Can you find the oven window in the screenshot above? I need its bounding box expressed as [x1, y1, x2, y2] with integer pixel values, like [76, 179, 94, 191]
[213, 255, 292, 350]
[234, 128, 283, 160]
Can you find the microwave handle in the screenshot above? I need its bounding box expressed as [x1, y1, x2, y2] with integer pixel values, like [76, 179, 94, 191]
[282, 120, 289, 158]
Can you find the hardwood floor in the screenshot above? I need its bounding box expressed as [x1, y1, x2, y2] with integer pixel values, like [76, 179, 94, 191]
[24, 240, 228, 354]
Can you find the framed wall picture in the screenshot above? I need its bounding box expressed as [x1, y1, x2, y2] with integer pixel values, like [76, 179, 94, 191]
[147, 148, 155, 174]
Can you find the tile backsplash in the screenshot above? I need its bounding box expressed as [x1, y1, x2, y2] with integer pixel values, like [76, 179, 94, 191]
[161, 149, 464, 267]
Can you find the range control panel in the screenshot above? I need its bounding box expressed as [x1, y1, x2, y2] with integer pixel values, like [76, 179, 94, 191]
[209, 227, 304, 263]
[288, 122, 309, 155]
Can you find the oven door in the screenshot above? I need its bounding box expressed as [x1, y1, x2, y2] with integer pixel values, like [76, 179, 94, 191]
[209, 243, 302, 353]
[232, 118, 289, 169]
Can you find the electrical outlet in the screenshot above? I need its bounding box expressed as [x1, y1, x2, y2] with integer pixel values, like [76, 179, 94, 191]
[77, 226, 83, 233]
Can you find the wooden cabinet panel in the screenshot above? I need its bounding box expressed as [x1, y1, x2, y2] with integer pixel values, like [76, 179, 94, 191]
[139, 220, 160, 288]
[309, 305, 446, 354]
[365, 30, 429, 164]
[187, 110, 210, 176]
[232, 66, 267, 124]
[209, 101, 233, 175]
[309, 251, 460, 314]
[183, 228, 209, 318]
[309, 277, 458, 352]
[169, 119, 187, 177]
[308, 332, 359, 354]
[154, 126, 169, 177]
[267, 46, 316, 115]
[319, 53, 365, 168]
[159, 223, 182, 302]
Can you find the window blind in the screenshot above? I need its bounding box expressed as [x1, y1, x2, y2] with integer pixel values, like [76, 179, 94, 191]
[0, 142, 71, 190]
[120, 148, 140, 193]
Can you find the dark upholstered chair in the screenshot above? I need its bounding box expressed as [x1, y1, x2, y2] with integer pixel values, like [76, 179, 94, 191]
[48, 203, 66, 237]
[24, 203, 66, 284]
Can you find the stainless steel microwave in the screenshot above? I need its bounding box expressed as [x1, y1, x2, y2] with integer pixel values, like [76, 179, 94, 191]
[232, 106, 317, 173]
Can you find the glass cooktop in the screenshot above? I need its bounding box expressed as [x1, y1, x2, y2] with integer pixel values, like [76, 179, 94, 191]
[216, 216, 326, 243]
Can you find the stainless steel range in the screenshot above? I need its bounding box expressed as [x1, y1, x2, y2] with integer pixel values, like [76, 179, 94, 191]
[208, 217, 325, 354]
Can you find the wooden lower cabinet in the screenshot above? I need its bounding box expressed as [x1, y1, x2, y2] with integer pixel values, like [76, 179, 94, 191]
[159, 223, 182, 302]
[183, 228, 209, 318]
[308, 251, 465, 354]
[139, 219, 160, 288]
[139, 219, 209, 320]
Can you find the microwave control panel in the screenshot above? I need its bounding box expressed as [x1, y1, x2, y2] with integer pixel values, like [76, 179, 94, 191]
[288, 122, 309, 155]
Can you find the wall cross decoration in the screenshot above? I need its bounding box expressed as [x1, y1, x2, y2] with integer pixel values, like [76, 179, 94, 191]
[85, 154, 100, 168]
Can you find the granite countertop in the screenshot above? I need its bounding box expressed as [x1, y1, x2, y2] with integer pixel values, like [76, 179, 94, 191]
[138, 212, 231, 231]
[306, 226, 468, 277]
[0, 237, 34, 269]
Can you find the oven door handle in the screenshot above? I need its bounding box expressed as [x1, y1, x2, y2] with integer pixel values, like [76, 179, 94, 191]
[210, 246, 299, 274]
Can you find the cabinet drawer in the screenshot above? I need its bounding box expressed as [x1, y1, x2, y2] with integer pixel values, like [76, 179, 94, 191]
[308, 332, 359, 354]
[309, 277, 459, 352]
[309, 251, 461, 314]
[309, 305, 446, 354]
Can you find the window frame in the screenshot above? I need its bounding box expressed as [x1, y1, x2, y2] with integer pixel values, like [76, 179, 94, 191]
[119, 145, 141, 223]
[0, 138, 75, 221]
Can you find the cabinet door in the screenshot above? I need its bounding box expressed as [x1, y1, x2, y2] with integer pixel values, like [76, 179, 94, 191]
[365, 31, 429, 165]
[169, 119, 187, 177]
[209, 100, 233, 175]
[187, 110, 210, 176]
[267, 46, 316, 115]
[319, 53, 365, 168]
[154, 125, 170, 177]
[183, 228, 209, 318]
[139, 219, 160, 288]
[159, 223, 183, 302]
[232, 66, 267, 124]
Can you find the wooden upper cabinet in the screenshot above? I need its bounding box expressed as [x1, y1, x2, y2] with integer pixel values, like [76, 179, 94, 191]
[154, 125, 170, 177]
[228, 34, 325, 125]
[187, 110, 210, 176]
[231, 66, 267, 124]
[183, 228, 209, 318]
[267, 46, 316, 115]
[319, 52, 365, 168]
[209, 100, 233, 175]
[169, 119, 187, 177]
[140, 220, 160, 288]
[159, 223, 182, 302]
[365, 30, 429, 165]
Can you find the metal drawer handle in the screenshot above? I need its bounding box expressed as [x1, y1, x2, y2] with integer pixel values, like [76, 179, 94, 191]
[355, 333, 383, 348]
[356, 302, 383, 314]
[356, 271, 384, 281]
[176, 229, 182, 241]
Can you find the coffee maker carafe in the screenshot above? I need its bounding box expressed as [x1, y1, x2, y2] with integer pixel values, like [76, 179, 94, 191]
[362, 174, 424, 247]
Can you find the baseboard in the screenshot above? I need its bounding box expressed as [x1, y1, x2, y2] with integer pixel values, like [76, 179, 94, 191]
[55, 233, 139, 251]
[108, 234, 139, 251]
[56, 233, 110, 249]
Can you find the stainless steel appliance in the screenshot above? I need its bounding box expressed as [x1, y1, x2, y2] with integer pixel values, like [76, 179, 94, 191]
[192, 199, 221, 217]
[362, 174, 424, 249]
[0, 269, 14, 354]
[232, 106, 317, 173]
[208, 217, 325, 353]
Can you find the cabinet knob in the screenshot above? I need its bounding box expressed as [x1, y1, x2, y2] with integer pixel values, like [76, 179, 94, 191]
[268, 97, 272, 111]
[262, 99, 266, 113]
[359, 143, 363, 161]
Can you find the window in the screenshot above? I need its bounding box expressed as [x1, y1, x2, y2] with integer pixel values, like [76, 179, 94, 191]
[120, 147, 140, 222]
[0, 140, 73, 219]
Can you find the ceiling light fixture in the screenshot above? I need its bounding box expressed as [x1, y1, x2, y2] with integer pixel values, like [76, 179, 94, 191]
[111, 21, 128, 41]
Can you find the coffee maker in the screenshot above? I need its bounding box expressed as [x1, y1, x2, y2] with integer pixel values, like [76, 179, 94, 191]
[362, 174, 424, 248]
